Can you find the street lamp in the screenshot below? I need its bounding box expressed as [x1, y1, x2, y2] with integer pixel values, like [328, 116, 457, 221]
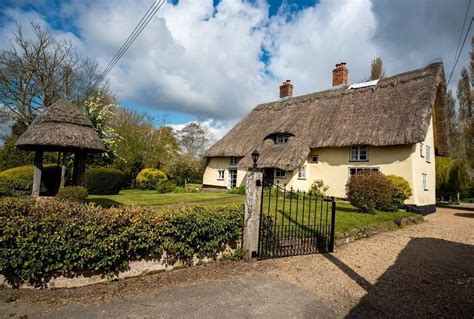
[251, 149, 260, 171]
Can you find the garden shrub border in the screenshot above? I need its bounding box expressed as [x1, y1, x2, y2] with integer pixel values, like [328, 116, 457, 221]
[0, 197, 243, 288]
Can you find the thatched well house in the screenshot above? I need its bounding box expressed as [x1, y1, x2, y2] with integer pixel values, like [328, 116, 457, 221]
[203, 62, 448, 214]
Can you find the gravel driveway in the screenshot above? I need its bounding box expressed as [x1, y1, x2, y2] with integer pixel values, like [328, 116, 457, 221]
[1, 207, 473, 318]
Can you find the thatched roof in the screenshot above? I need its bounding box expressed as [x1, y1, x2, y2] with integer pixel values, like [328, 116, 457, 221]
[207, 62, 448, 170]
[16, 99, 106, 153]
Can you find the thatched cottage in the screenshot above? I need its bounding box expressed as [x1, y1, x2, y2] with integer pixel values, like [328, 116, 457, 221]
[204, 62, 448, 214]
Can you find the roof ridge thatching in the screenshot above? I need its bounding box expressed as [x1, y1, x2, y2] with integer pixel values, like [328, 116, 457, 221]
[207, 62, 448, 170]
[16, 99, 106, 153]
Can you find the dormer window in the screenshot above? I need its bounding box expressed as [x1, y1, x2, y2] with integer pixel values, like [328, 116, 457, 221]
[230, 157, 239, 165]
[276, 134, 289, 144]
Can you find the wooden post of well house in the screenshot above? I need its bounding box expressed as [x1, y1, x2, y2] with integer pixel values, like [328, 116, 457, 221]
[73, 153, 87, 186]
[243, 170, 263, 261]
[59, 152, 67, 190]
[32, 151, 43, 196]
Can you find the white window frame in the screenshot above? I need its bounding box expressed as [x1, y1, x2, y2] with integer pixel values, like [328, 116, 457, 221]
[297, 166, 307, 180]
[275, 168, 286, 179]
[217, 170, 225, 180]
[276, 134, 289, 144]
[422, 173, 428, 191]
[229, 157, 239, 165]
[420, 142, 424, 157]
[350, 145, 368, 161]
[426, 146, 431, 163]
[349, 167, 379, 177]
[310, 155, 319, 163]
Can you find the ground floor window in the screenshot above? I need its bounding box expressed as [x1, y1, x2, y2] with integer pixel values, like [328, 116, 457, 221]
[349, 167, 379, 177]
[217, 170, 224, 180]
[297, 166, 306, 179]
[275, 168, 286, 178]
[422, 173, 428, 191]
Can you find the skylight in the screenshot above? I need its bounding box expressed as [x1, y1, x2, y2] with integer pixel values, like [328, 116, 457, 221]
[348, 79, 379, 89]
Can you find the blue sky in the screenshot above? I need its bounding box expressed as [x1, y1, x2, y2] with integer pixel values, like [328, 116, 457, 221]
[0, 0, 471, 138]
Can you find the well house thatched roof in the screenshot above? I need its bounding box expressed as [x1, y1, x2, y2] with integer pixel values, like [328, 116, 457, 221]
[207, 62, 448, 170]
[16, 99, 106, 153]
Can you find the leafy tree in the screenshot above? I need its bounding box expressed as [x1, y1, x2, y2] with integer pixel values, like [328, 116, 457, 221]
[110, 107, 179, 182]
[370, 57, 385, 80]
[457, 67, 473, 163]
[177, 122, 213, 159]
[436, 157, 470, 200]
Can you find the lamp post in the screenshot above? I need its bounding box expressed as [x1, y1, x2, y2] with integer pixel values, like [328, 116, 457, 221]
[251, 149, 260, 171]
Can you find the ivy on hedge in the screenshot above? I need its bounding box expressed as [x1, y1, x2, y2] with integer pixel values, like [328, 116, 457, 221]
[0, 197, 243, 287]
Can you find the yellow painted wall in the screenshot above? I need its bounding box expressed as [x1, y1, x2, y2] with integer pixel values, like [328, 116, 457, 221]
[204, 117, 436, 206]
[203, 157, 246, 189]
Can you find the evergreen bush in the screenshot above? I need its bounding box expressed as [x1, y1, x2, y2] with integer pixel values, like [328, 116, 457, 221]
[85, 168, 125, 195]
[56, 186, 89, 203]
[0, 164, 61, 196]
[135, 168, 167, 190]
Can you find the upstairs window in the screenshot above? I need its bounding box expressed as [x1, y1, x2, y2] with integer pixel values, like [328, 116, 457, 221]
[297, 166, 307, 179]
[217, 170, 225, 180]
[420, 142, 424, 157]
[350, 145, 368, 161]
[275, 134, 289, 144]
[310, 155, 319, 163]
[229, 157, 239, 165]
[426, 146, 431, 163]
[275, 169, 286, 178]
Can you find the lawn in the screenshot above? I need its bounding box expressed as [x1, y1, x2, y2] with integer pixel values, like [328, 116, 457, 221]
[88, 189, 245, 207]
[89, 189, 420, 239]
[259, 191, 420, 238]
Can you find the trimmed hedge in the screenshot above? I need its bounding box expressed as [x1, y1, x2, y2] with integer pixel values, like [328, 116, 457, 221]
[0, 164, 61, 196]
[0, 197, 243, 287]
[56, 186, 89, 203]
[85, 168, 125, 195]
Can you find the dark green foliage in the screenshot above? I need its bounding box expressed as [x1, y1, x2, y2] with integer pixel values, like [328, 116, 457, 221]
[85, 168, 125, 195]
[227, 186, 245, 195]
[56, 186, 88, 203]
[156, 180, 176, 193]
[346, 171, 395, 214]
[0, 164, 61, 196]
[0, 197, 243, 287]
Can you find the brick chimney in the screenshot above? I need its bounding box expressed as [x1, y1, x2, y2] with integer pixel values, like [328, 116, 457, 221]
[279, 80, 293, 98]
[332, 62, 349, 86]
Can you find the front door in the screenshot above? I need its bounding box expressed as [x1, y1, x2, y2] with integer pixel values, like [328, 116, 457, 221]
[263, 168, 275, 187]
[228, 169, 237, 188]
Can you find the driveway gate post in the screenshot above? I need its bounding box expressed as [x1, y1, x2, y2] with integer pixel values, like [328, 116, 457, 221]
[243, 170, 263, 261]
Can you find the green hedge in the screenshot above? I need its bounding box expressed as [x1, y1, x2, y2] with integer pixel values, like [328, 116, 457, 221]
[56, 186, 89, 203]
[0, 197, 243, 287]
[85, 168, 125, 195]
[0, 164, 61, 196]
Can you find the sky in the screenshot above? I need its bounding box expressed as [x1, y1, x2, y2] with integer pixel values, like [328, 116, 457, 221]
[0, 0, 472, 141]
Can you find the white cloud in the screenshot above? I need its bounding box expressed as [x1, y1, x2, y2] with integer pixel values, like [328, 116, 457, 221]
[0, 0, 470, 140]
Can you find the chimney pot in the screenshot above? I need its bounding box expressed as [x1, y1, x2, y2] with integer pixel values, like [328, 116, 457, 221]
[332, 61, 349, 86]
[279, 79, 294, 98]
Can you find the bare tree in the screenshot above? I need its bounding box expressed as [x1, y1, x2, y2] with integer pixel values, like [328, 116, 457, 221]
[0, 23, 107, 126]
[370, 57, 385, 80]
[177, 122, 213, 159]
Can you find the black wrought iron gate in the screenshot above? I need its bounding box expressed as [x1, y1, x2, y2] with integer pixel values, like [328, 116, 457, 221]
[257, 180, 336, 260]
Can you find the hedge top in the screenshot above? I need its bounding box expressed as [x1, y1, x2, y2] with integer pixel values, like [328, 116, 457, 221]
[16, 99, 105, 153]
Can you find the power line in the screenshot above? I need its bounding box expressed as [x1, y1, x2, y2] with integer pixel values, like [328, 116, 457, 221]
[95, 0, 165, 86]
[452, 0, 471, 68]
[447, 16, 474, 86]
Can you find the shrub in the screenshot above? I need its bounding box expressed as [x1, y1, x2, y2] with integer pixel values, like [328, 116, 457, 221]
[0, 197, 244, 287]
[56, 186, 89, 203]
[156, 180, 176, 193]
[308, 179, 329, 197]
[346, 170, 395, 213]
[386, 175, 412, 208]
[135, 168, 167, 190]
[227, 186, 245, 195]
[0, 164, 61, 196]
[85, 168, 125, 195]
[174, 185, 200, 193]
